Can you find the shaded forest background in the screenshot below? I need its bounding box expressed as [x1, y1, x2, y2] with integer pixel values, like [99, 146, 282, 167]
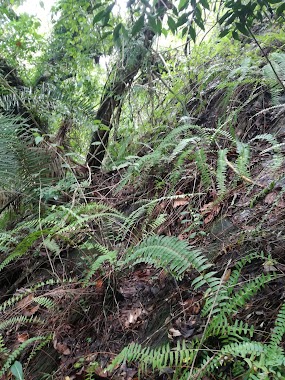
[0, 0, 285, 379]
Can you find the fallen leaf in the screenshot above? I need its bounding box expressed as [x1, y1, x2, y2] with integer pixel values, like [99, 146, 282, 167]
[23, 304, 40, 317]
[181, 297, 201, 314]
[125, 308, 143, 328]
[17, 294, 34, 309]
[57, 343, 71, 355]
[264, 192, 277, 205]
[173, 198, 189, 208]
[168, 328, 182, 337]
[222, 269, 232, 283]
[17, 332, 29, 342]
[54, 339, 71, 355]
[200, 202, 221, 224]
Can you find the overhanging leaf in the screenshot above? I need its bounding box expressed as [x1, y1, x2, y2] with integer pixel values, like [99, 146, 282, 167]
[10, 361, 24, 380]
[132, 14, 145, 36]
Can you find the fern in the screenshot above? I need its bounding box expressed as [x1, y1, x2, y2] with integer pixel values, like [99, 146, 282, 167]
[83, 242, 117, 284]
[216, 148, 228, 194]
[123, 235, 212, 280]
[0, 316, 43, 331]
[195, 148, 212, 189]
[33, 296, 56, 309]
[0, 278, 61, 313]
[193, 341, 285, 380]
[0, 336, 45, 377]
[263, 52, 285, 105]
[269, 302, 285, 348]
[111, 250, 281, 379]
[26, 334, 52, 365]
[0, 334, 8, 354]
[236, 141, 250, 178]
[107, 340, 196, 375]
[168, 137, 200, 162]
[250, 133, 283, 170]
[0, 229, 51, 273]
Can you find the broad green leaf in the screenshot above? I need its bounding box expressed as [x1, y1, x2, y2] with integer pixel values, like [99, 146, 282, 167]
[148, 14, 159, 33]
[219, 10, 232, 25]
[188, 25, 196, 41]
[178, 0, 189, 11]
[220, 28, 230, 37]
[232, 30, 240, 40]
[176, 13, 189, 27]
[277, 3, 285, 16]
[235, 22, 248, 35]
[200, 0, 209, 10]
[113, 23, 122, 43]
[10, 361, 24, 380]
[35, 136, 43, 145]
[131, 14, 144, 36]
[156, 18, 162, 35]
[182, 25, 189, 37]
[167, 16, 176, 34]
[93, 10, 105, 25]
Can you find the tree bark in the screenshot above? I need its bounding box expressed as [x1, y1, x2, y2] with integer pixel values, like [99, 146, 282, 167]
[86, 3, 170, 172]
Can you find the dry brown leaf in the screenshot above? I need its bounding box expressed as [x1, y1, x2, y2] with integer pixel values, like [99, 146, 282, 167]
[264, 192, 277, 205]
[23, 304, 40, 317]
[93, 366, 109, 378]
[17, 332, 29, 342]
[17, 294, 34, 309]
[168, 328, 182, 337]
[125, 308, 143, 327]
[201, 202, 221, 224]
[222, 269, 232, 283]
[200, 201, 214, 214]
[55, 342, 71, 355]
[181, 297, 201, 314]
[173, 198, 189, 208]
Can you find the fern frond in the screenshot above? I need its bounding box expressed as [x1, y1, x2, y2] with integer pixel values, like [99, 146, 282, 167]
[123, 235, 212, 280]
[269, 302, 285, 348]
[0, 229, 51, 273]
[107, 340, 195, 375]
[195, 148, 211, 189]
[236, 141, 250, 178]
[226, 252, 266, 295]
[225, 273, 277, 315]
[83, 243, 117, 284]
[0, 334, 8, 354]
[216, 149, 228, 194]
[0, 316, 43, 331]
[250, 133, 283, 170]
[34, 296, 56, 309]
[26, 334, 52, 364]
[0, 336, 45, 377]
[0, 278, 61, 313]
[168, 137, 199, 162]
[193, 341, 285, 380]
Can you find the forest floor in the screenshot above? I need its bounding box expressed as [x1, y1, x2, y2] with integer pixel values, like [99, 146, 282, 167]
[1, 154, 285, 379]
[1, 39, 285, 379]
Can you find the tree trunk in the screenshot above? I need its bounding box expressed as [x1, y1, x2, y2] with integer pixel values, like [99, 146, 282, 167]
[86, 3, 170, 172]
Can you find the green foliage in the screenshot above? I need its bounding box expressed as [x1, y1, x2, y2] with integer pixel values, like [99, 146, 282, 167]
[123, 235, 211, 280]
[269, 302, 285, 348]
[10, 361, 24, 380]
[0, 316, 43, 332]
[83, 242, 117, 284]
[109, 250, 280, 379]
[216, 149, 228, 194]
[0, 336, 45, 377]
[263, 52, 285, 105]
